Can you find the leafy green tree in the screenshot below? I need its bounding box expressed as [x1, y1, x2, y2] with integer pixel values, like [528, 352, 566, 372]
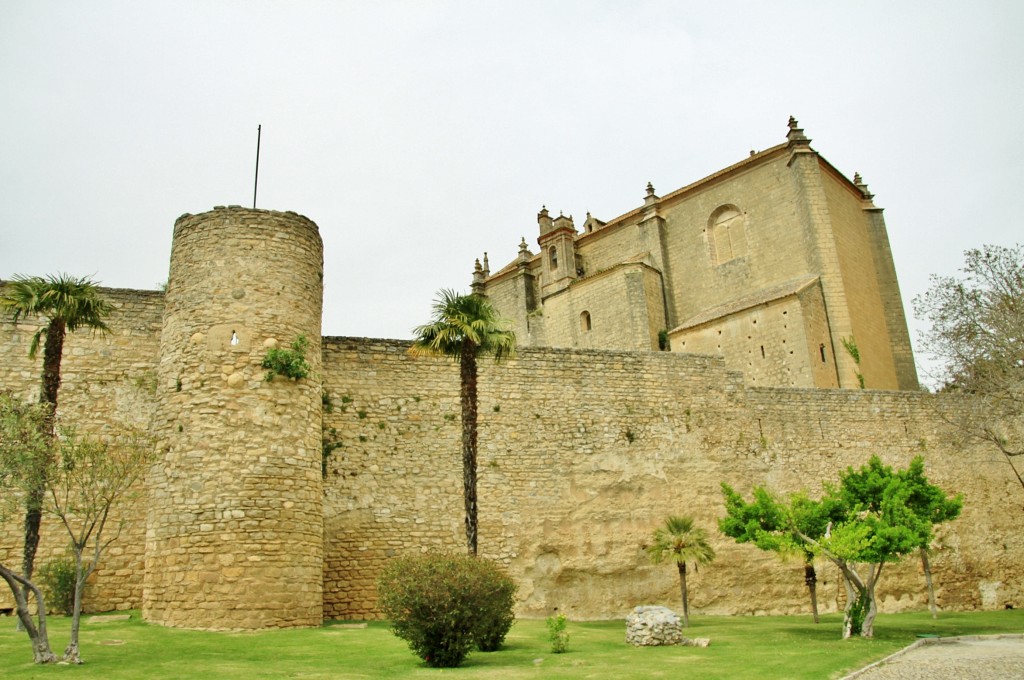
[411, 290, 515, 555]
[720, 485, 843, 623]
[0, 393, 57, 664]
[646, 515, 716, 627]
[1, 274, 111, 584]
[720, 456, 960, 638]
[913, 244, 1024, 492]
[46, 427, 154, 664]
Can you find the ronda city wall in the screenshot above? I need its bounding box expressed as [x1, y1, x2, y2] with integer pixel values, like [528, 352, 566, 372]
[1, 206, 1022, 628]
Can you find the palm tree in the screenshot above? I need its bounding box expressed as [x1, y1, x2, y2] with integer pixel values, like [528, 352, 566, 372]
[0, 274, 111, 583]
[647, 515, 716, 627]
[411, 290, 515, 555]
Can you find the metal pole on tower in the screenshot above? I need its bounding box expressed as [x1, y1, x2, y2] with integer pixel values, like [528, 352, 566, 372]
[253, 124, 262, 209]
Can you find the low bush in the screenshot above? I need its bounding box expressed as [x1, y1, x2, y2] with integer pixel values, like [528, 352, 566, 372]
[37, 556, 76, 616]
[547, 614, 570, 653]
[376, 552, 518, 668]
[472, 559, 517, 652]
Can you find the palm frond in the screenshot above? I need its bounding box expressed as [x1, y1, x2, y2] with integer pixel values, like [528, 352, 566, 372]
[410, 289, 516, 362]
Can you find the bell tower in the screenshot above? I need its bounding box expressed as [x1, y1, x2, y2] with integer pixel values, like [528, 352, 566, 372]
[537, 206, 578, 297]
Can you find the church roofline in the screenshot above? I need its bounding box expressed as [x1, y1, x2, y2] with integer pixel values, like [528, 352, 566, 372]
[483, 122, 873, 288]
[670, 275, 820, 333]
[483, 143, 794, 287]
[588, 142, 791, 235]
[538, 257, 661, 304]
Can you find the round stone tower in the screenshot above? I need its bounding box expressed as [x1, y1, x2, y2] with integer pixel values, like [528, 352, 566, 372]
[145, 206, 324, 630]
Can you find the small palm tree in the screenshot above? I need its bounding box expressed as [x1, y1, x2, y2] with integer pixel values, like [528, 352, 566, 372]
[411, 290, 515, 555]
[1, 273, 111, 583]
[647, 515, 716, 627]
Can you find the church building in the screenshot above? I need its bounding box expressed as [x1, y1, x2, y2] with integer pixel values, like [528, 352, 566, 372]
[473, 118, 919, 391]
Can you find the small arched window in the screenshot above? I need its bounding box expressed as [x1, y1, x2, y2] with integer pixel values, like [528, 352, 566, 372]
[707, 206, 747, 265]
[580, 311, 592, 332]
[549, 246, 558, 270]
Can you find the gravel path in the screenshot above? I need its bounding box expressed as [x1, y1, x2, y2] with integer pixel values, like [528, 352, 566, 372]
[842, 635, 1024, 680]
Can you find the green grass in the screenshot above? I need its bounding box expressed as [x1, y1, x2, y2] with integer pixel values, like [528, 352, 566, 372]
[0, 610, 1020, 679]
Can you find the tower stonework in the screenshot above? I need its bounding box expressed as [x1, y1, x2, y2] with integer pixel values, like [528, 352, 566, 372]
[145, 206, 324, 630]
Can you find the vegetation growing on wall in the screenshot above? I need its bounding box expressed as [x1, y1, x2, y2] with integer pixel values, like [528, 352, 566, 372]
[262, 335, 311, 382]
[840, 336, 864, 389]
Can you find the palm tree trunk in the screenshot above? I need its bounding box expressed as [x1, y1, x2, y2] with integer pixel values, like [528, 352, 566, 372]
[677, 562, 690, 627]
[460, 341, 479, 555]
[39, 319, 66, 417]
[24, 320, 64, 594]
[804, 563, 819, 623]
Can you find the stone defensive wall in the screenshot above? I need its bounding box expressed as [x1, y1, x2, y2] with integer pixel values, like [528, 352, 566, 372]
[2, 292, 1021, 625]
[0, 286, 162, 613]
[322, 339, 1022, 620]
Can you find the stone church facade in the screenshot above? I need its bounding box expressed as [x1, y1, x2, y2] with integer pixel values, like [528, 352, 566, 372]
[475, 118, 918, 391]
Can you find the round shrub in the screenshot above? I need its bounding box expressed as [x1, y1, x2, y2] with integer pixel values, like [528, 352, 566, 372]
[472, 558, 517, 652]
[37, 556, 76, 616]
[376, 552, 518, 668]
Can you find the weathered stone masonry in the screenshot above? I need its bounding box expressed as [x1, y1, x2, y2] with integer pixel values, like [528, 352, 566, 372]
[1, 205, 1022, 629]
[144, 207, 324, 630]
[322, 339, 1022, 621]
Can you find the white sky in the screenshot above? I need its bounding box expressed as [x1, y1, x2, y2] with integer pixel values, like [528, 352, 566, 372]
[2, 1, 1022, 385]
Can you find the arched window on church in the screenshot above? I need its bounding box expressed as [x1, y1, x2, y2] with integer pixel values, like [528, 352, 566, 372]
[707, 206, 747, 265]
[549, 246, 558, 270]
[580, 311, 592, 332]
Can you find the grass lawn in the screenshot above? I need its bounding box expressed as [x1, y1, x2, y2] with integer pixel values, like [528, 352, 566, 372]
[0, 609, 1020, 679]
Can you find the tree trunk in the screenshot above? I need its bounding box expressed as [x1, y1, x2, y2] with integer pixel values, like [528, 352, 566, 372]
[63, 559, 87, 664]
[842, 586, 872, 639]
[677, 562, 690, 628]
[23, 320, 64, 606]
[39, 318, 66, 417]
[861, 583, 879, 638]
[804, 563, 819, 624]
[837, 563, 875, 639]
[0, 563, 57, 663]
[460, 341, 479, 556]
[920, 547, 938, 619]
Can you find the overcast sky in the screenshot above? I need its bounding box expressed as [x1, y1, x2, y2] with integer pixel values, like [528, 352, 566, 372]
[2, 1, 1021, 385]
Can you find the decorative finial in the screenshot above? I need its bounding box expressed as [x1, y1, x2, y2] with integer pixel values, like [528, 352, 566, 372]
[750, 150, 756, 157]
[474, 258, 482, 272]
[517, 237, 531, 265]
[482, 252, 489, 273]
[853, 172, 874, 200]
[786, 116, 810, 147]
[643, 182, 660, 209]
